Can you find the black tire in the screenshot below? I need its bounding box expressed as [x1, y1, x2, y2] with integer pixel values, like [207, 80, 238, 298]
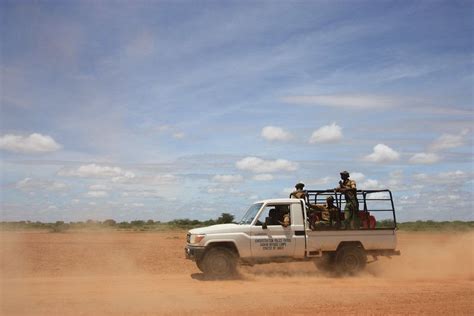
[314, 253, 336, 273]
[335, 245, 367, 275]
[202, 247, 237, 279]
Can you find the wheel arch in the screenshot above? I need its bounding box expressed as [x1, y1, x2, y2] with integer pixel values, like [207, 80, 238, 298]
[205, 241, 240, 257]
[336, 241, 365, 251]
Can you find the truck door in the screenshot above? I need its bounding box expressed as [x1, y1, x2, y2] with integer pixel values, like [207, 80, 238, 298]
[250, 203, 296, 258]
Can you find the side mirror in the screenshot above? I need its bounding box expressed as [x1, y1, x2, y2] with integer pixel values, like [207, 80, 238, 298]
[262, 223, 267, 229]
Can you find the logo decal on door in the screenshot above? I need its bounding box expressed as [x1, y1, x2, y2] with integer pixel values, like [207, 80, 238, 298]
[254, 238, 291, 250]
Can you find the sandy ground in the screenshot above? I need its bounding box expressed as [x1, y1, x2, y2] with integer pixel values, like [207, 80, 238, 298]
[1, 230, 473, 315]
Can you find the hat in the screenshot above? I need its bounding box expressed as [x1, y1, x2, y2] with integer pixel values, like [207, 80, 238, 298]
[340, 171, 350, 177]
[295, 182, 305, 189]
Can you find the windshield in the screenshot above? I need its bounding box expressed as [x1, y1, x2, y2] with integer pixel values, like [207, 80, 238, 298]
[239, 203, 263, 224]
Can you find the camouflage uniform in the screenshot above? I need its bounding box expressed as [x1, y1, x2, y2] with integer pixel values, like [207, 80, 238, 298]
[290, 183, 306, 200]
[327, 205, 341, 228]
[337, 179, 359, 229]
[281, 213, 291, 227]
[311, 202, 340, 229]
[290, 190, 305, 199]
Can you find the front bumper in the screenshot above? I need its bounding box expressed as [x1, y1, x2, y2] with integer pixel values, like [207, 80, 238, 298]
[184, 245, 206, 261]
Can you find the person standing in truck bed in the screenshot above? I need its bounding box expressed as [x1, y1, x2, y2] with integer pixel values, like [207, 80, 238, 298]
[335, 171, 359, 229]
[290, 182, 306, 199]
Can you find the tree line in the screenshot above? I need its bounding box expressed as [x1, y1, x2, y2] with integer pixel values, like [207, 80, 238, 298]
[0, 216, 473, 232]
[0, 213, 236, 232]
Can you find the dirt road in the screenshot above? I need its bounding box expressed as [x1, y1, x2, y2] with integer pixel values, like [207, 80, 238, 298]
[1, 231, 473, 315]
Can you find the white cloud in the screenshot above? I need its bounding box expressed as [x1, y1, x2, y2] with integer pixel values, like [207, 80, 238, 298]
[409, 152, 440, 164]
[437, 170, 466, 180]
[360, 179, 379, 189]
[212, 174, 243, 183]
[282, 94, 395, 109]
[366, 191, 390, 199]
[59, 164, 135, 179]
[150, 174, 178, 184]
[309, 122, 343, 144]
[173, 132, 185, 139]
[89, 184, 109, 191]
[413, 170, 469, 185]
[364, 144, 400, 163]
[252, 174, 274, 181]
[121, 191, 164, 198]
[0, 133, 61, 154]
[350, 172, 366, 182]
[16, 177, 68, 191]
[261, 126, 292, 141]
[429, 129, 469, 151]
[305, 176, 333, 186]
[86, 191, 108, 198]
[236, 157, 298, 173]
[207, 187, 226, 194]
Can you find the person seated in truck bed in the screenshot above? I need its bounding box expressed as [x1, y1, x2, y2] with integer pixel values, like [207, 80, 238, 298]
[309, 196, 341, 230]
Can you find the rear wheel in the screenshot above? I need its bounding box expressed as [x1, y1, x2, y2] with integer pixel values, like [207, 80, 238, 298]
[335, 245, 367, 275]
[202, 247, 237, 279]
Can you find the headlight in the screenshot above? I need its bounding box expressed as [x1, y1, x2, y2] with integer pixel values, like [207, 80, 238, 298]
[189, 234, 206, 244]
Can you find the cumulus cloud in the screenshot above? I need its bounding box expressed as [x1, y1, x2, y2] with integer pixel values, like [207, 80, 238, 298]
[252, 174, 274, 181]
[58, 164, 135, 179]
[309, 122, 343, 144]
[413, 170, 469, 185]
[236, 157, 298, 173]
[261, 126, 292, 141]
[85, 191, 108, 198]
[359, 179, 379, 189]
[409, 152, 440, 164]
[212, 174, 243, 183]
[429, 129, 469, 151]
[282, 94, 395, 109]
[0, 133, 61, 153]
[16, 177, 68, 191]
[350, 172, 366, 182]
[364, 144, 400, 163]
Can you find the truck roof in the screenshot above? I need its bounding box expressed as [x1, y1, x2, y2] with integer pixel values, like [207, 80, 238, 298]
[255, 198, 303, 204]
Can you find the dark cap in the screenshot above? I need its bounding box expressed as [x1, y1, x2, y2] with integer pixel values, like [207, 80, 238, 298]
[295, 182, 305, 189]
[340, 171, 350, 176]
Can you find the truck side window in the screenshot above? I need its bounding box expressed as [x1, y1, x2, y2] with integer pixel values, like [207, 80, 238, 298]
[257, 205, 291, 227]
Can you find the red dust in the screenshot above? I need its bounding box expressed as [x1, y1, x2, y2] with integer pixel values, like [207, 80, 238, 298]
[1, 231, 473, 315]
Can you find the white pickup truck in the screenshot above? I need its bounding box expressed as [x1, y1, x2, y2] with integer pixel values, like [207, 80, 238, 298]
[185, 189, 400, 278]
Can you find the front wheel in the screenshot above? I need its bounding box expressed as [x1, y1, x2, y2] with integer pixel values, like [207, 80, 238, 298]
[196, 259, 205, 272]
[202, 247, 237, 279]
[335, 246, 367, 275]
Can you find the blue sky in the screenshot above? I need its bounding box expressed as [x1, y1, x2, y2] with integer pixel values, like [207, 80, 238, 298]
[1, 0, 472, 222]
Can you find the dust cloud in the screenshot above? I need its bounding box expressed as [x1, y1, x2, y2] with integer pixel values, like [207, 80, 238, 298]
[1, 230, 473, 315]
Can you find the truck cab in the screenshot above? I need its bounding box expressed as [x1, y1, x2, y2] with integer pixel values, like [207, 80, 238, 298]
[185, 189, 400, 278]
